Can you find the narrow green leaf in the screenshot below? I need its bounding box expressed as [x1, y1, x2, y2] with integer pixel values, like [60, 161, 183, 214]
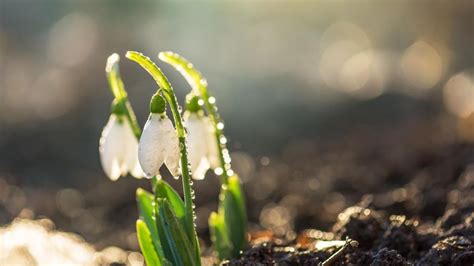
[136, 188, 166, 260]
[136, 220, 162, 266]
[228, 175, 247, 229]
[154, 180, 186, 227]
[221, 175, 247, 257]
[209, 211, 233, 260]
[156, 199, 197, 266]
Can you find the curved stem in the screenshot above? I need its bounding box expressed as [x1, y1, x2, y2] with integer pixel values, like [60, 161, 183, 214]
[106, 53, 142, 139]
[158, 51, 231, 185]
[126, 51, 200, 261]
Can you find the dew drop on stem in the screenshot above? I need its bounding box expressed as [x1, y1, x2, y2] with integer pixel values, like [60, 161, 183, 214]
[220, 136, 227, 144]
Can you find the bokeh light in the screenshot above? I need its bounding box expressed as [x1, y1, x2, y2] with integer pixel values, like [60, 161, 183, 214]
[443, 71, 474, 118]
[399, 40, 445, 91]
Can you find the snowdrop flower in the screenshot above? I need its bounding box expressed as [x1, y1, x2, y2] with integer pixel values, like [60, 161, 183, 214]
[183, 94, 220, 179]
[184, 111, 212, 180]
[138, 94, 180, 178]
[207, 123, 220, 169]
[99, 114, 143, 181]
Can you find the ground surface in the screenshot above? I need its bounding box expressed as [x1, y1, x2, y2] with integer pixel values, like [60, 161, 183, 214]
[224, 116, 474, 265]
[2, 115, 474, 265]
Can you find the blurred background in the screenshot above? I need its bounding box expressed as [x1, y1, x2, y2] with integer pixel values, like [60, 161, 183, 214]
[2, 0, 474, 262]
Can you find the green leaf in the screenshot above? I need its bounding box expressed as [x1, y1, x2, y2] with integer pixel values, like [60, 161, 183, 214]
[154, 180, 186, 227]
[136, 220, 164, 266]
[221, 175, 247, 258]
[136, 188, 166, 260]
[228, 175, 247, 230]
[209, 211, 233, 260]
[156, 199, 198, 266]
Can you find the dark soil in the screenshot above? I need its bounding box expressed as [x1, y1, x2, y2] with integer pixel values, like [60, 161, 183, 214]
[223, 117, 474, 265]
[2, 115, 474, 265]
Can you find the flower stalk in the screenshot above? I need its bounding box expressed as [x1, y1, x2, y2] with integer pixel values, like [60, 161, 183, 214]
[106, 53, 141, 139]
[158, 52, 247, 260]
[158, 51, 232, 185]
[126, 51, 200, 262]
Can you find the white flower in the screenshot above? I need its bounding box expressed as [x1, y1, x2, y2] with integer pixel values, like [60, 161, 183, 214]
[99, 114, 143, 181]
[184, 112, 220, 180]
[138, 113, 180, 178]
[206, 121, 220, 169]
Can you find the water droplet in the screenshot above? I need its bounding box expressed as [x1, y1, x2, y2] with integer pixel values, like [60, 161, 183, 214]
[217, 123, 224, 130]
[228, 169, 234, 176]
[177, 106, 183, 113]
[214, 168, 224, 175]
[219, 136, 227, 144]
[208, 97, 216, 104]
[198, 99, 204, 106]
[200, 79, 208, 87]
[179, 143, 185, 151]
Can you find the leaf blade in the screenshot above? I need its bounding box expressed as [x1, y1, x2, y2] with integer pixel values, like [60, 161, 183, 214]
[209, 211, 232, 260]
[156, 198, 198, 266]
[136, 220, 162, 266]
[136, 188, 166, 260]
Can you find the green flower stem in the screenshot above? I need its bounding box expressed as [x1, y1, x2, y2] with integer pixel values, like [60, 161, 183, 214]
[126, 51, 200, 261]
[106, 53, 142, 139]
[158, 52, 231, 185]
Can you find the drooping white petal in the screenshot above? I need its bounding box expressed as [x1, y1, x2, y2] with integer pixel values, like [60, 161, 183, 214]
[99, 114, 126, 181]
[184, 112, 211, 179]
[138, 114, 169, 178]
[206, 118, 220, 169]
[123, 120, 144, 179]
[193, 158, 211, 180]
[165, 134, 181, 178]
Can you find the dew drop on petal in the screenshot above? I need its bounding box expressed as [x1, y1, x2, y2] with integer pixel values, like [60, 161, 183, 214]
[217, 123, 224, 130]
[214, 167, 224, 175]
[208, 97, 216, 104]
